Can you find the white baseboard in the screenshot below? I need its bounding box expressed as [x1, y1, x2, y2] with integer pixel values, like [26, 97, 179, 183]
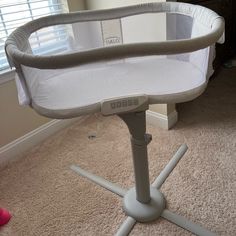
[0, 117, 86, 170]
[146, 110, 178, 130]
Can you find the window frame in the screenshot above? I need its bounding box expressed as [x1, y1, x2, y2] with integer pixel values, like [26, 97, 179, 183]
[0, 0, 68, 83]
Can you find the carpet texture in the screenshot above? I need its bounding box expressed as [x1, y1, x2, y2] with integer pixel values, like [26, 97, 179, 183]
[0, 67, 236, 236]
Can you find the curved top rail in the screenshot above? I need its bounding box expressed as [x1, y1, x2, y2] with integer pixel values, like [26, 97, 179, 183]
[5, 2, 224, 69]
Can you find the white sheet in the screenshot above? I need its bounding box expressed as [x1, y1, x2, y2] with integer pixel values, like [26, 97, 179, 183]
[22, 57, 207, 117]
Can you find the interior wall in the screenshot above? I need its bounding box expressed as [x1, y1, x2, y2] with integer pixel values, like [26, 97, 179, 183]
[66, 0, 86, 12]
[0, 0, 86, 148]
[0, 80, 50, 147]
[86, 0, 165, 9]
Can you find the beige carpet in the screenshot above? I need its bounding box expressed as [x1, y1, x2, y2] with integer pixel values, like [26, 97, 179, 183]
[0, 67, 236, 236]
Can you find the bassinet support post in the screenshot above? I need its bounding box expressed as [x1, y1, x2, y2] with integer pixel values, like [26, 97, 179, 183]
[71, 111, 216, 236]
[119, 111, 166, 222]
[119, 111, 151, 204]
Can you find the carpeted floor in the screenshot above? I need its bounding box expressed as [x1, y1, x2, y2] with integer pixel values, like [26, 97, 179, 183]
[0, 67, 236, 236]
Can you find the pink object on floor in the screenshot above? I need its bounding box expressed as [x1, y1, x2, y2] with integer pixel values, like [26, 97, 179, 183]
[0, 208, 11, 226]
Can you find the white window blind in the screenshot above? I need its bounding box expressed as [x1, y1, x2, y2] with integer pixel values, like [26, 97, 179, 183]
[0, 0, 68, 71]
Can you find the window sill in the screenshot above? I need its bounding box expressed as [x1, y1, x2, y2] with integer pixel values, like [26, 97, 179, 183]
[0, 69, 15, 85]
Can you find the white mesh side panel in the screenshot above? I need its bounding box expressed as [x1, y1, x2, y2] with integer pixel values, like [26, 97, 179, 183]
[71, 21, 103, 50]
[121, 13, 167, 44]
[22, 57, 206, 112]
[167, 14, 193, 62]
[190, 19, 212, 76]
[19, 12, 214, 109]
[15, 74, 31, 106]
[166, 13, 213, 77]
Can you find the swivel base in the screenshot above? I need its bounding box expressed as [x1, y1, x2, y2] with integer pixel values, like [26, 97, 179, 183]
[71, 144, 216, 236]
[123, 187, 165, 222]
[70, 107, 215, 236]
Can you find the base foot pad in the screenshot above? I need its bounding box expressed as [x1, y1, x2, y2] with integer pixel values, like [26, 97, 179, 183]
[123, 187, 166, 222]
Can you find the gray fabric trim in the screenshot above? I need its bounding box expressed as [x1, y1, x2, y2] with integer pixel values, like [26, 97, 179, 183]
[5, 2, 224, 70]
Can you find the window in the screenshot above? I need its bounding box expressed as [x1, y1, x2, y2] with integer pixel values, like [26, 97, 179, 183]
[0, 0, 68, 72]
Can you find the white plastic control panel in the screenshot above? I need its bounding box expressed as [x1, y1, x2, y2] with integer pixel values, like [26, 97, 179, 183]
[101, 95, 148, 116]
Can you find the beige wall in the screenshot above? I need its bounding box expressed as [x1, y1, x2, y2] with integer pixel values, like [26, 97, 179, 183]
[0, 80, 50, 147]
[0, 0, 86, 148]
[66, 0, 86, 12]
[86, 0, 165, 9]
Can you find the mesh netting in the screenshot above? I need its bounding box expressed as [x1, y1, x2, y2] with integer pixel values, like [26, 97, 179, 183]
[6, 3, 223, 117]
